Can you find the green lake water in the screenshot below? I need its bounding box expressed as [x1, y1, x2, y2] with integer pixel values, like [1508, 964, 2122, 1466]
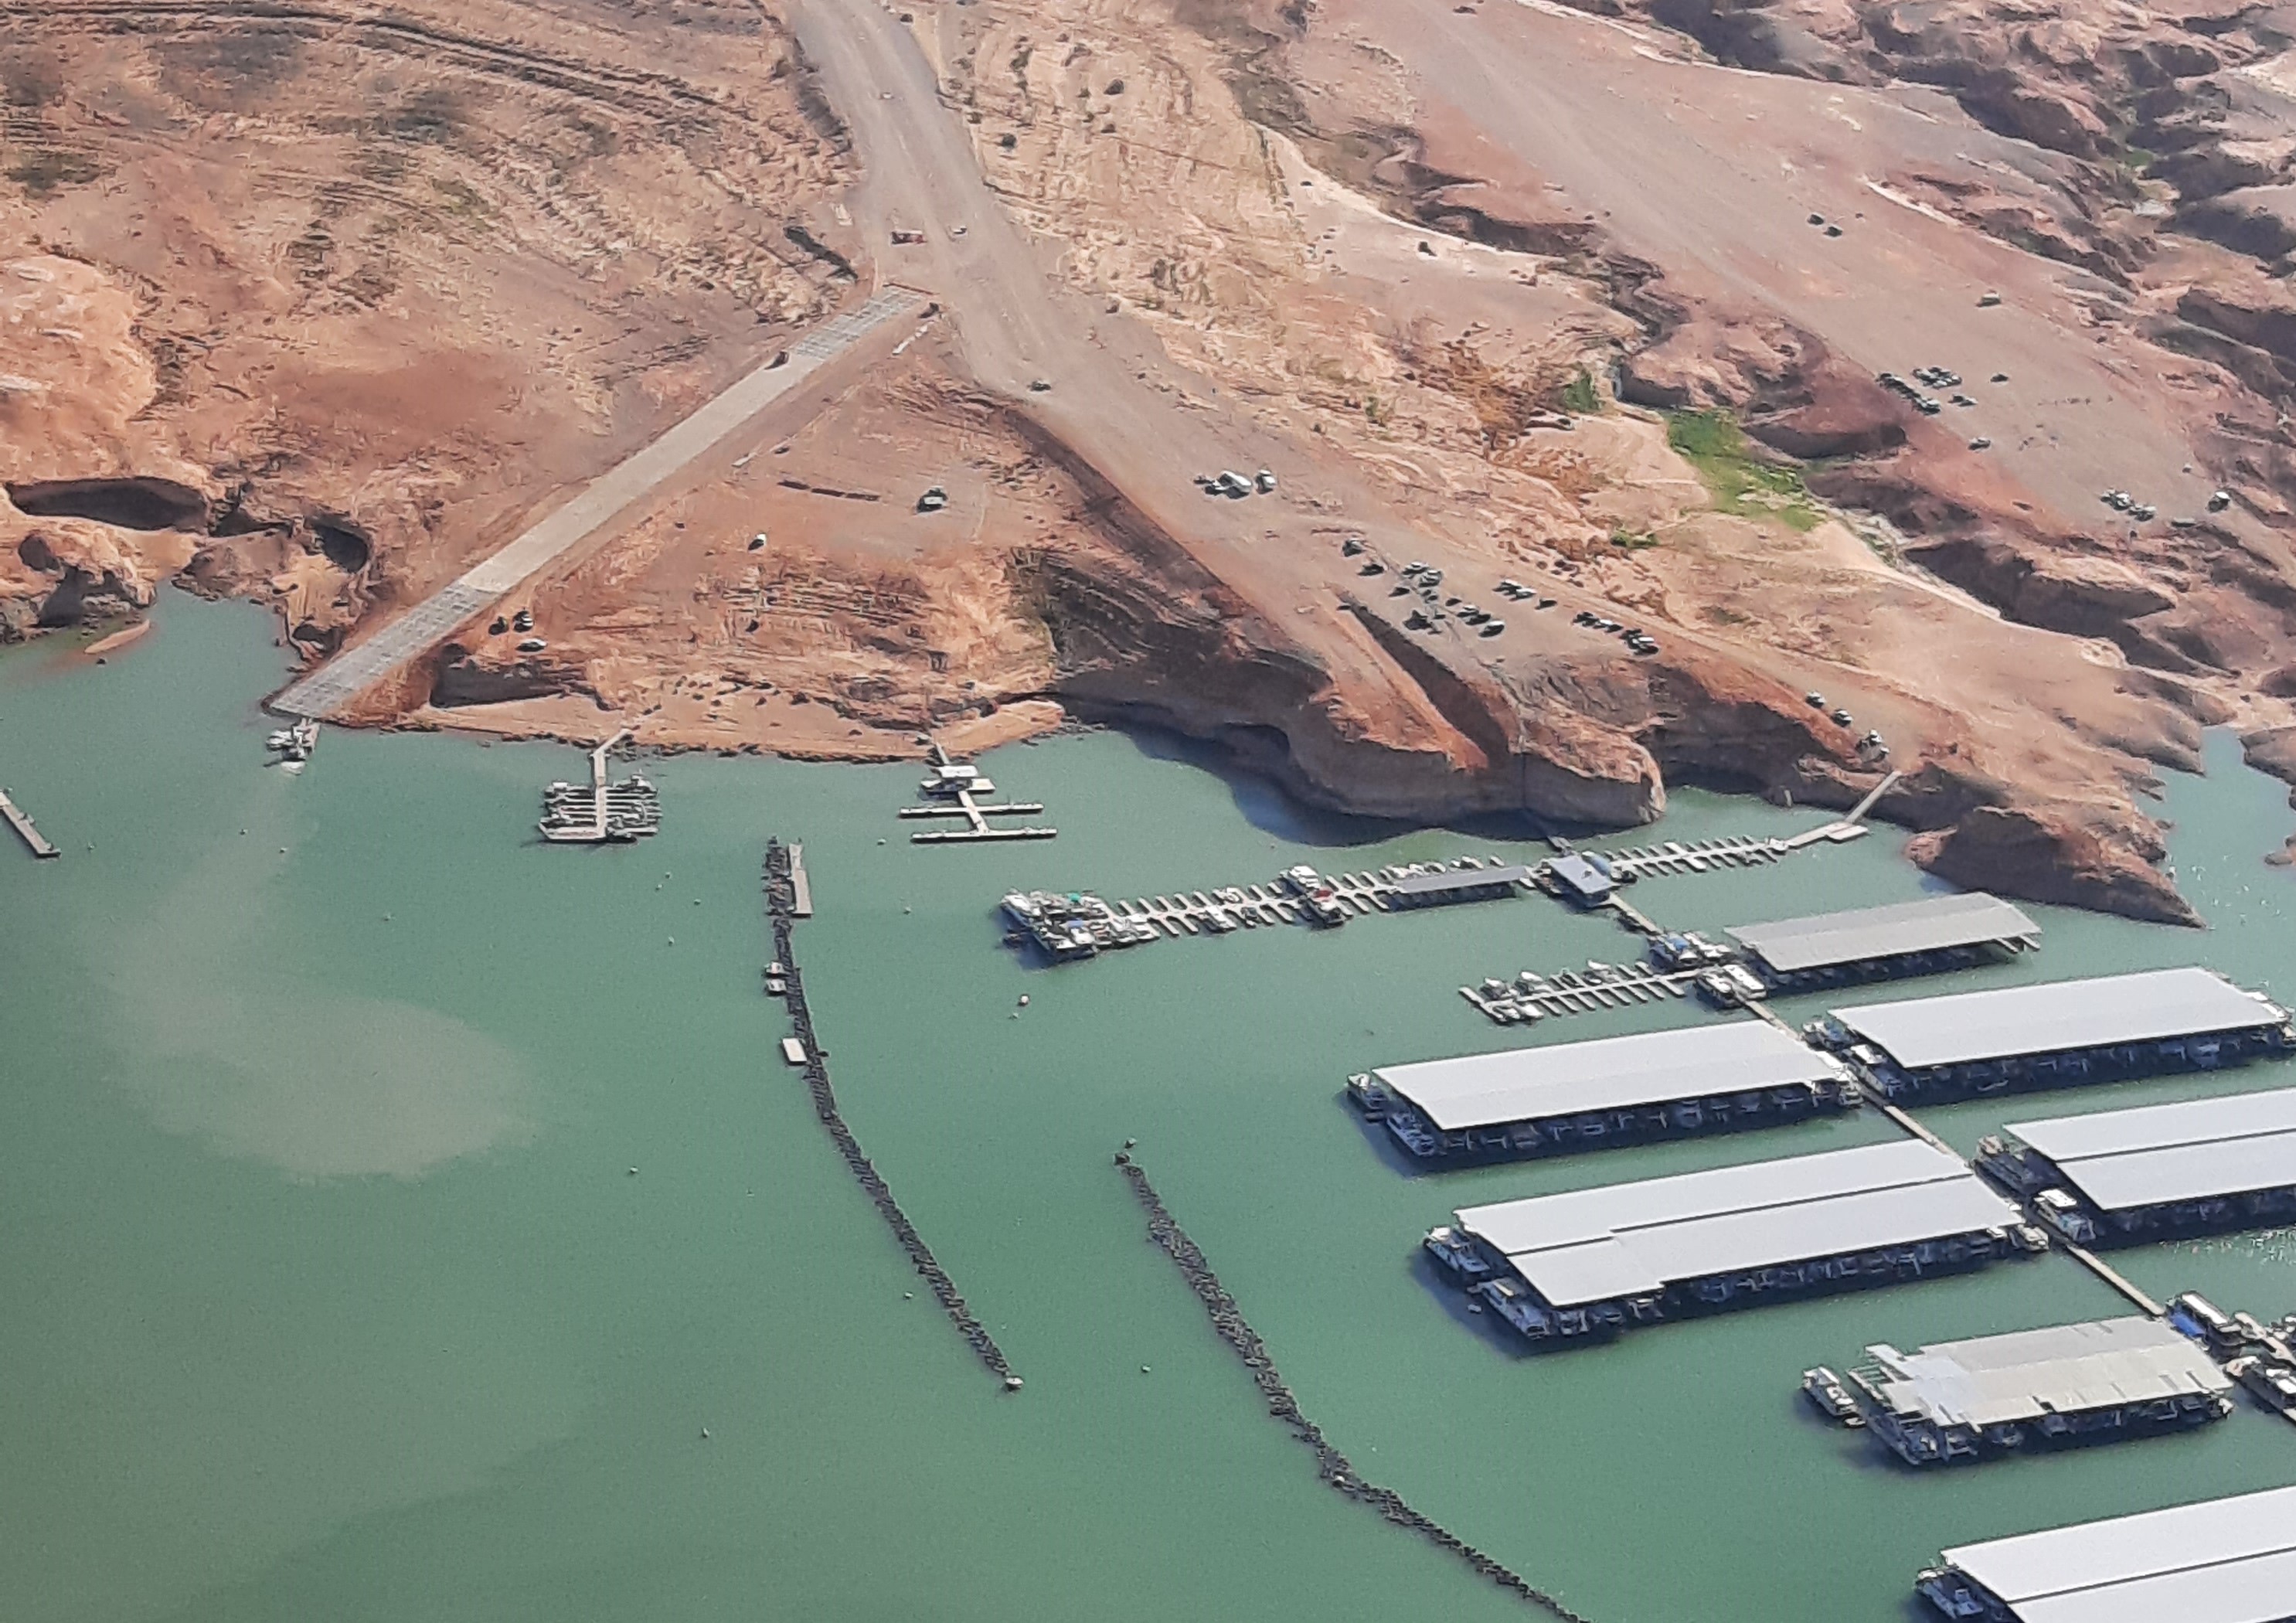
[3, 590, 2292, 1622]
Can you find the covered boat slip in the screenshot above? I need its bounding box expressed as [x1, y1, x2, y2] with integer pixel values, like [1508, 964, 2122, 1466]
[1441, 1140, 2021, 1341]
[1988, 1084, 2296, 1241]
[1854, 1316, 2231, 1465]
[1726, 891, 2039, 985]
[1828, 966, 2291, 1098]
[1922, 1482, 2296, 1623]
[1385, 863, 1534, 906]
[1359, 1020, 1852, 1160]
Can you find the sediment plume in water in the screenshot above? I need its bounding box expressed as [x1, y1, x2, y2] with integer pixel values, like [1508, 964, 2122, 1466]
[1114, 1150, 1594, 1621]
[764, 839, 1019, 1388]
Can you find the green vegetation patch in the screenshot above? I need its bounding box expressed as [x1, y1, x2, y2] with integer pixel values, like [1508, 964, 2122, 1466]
[1665, 409, 1821, 532]
[1560, 368, 1600, 416]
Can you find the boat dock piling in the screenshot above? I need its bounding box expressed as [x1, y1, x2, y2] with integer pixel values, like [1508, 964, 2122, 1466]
[764, 839, 1015, 1387]
[0, 788, 58, 859]
[1114, 1149, 1594, 1621]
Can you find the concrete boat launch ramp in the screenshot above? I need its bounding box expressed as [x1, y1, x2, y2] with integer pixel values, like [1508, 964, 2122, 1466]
[270, 288, 922, 720]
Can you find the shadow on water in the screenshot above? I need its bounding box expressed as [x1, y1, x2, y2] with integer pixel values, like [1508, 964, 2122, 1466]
[1113, 723, 1598, 852]
[1345, 1099, 1444, 1178]
[1116, 725, 1413, 846]
[1409, 1247, 1546, 1361]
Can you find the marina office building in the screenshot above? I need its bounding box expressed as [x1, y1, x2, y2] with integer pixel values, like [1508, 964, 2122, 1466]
[1817, 966, 2293, 1101]
[1917, 1482, 2296, 1621]
[1848, 1316, 2232, 1466]
[1981, 1084, 2296, 1246]
[1424, 1138, 2024, 1344]
[1726, 891, 2040, 992]
[1348, 1021, 1857, 1162]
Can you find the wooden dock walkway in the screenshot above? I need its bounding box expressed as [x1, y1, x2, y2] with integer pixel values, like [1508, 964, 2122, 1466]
[1104, 861, 1485, 939]
[1844, 767, 1903, 825]
[1590, 834, 1788, 880]
[538, 730, 660, 843]
[1462, 963, 1698, 1024]
[1607, 897, 1663, 937]
[1777, 769, 1902, 851]
[0, 788, 58, 859]
[1837, 1041, 2166, 1318]
[903, 738, 1057, 842]
[2060, 1242, 2164, 1318]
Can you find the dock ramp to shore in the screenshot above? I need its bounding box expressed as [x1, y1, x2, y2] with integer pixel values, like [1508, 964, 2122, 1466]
[0, 788, 58, 858]
[269, 288, 923, 720]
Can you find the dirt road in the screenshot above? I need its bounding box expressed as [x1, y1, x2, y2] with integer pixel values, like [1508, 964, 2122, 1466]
[1332, 0, 2261, 542]
[793, 0, 1595, 779]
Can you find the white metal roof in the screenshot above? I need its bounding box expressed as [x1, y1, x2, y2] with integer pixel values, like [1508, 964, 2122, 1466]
[1454, 1139, 2017, 1307]
[1831, 968, 2281, 1070]
[1390, 864, 1533, 897]
[1727, 891, 2038, 973]
[2007, 1085, 2296, 1212]
[1374, 1020, 1843, 1131]
[1942, 1483, 2296, 1623]
[1863, 1315, 2228, 1429]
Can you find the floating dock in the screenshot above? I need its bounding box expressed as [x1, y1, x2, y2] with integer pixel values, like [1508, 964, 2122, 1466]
[1815, 966, 2294, 1100]
[1979, 1083, 2296, 1247]
[1389, 863, 1535, 906]
[1577, 834, 1790, 881]
[1845, 1316, 2232, 1466]
[787, 842, 812, 917]
[1726, 891, 2040, 992]
[1348, 1020, 1857, 1163]
[1000, 857, 1527, 960]
[539, 731, 661, 843]
[0, 788, 58, 859]
[264, 716, 319, 770]
[903, 740, 1056, 843]
[1533, 837, 1793, 907]
[1915, 1482, 2296, 1622]
[1459, 959, 1706, 1024]
[1424, 1138, 2025, 1345]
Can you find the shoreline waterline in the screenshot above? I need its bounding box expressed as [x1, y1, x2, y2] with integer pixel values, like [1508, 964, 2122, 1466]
[2, 589, 2292, 1623]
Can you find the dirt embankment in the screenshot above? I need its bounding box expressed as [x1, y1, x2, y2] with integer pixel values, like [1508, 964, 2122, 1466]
[886, 0, 2234, 919]
[7, 0, 2282, 926]
[2, 0, 852, 654]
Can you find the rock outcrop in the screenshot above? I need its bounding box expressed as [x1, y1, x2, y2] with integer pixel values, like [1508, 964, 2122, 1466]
[1907, 805, 2200, 926]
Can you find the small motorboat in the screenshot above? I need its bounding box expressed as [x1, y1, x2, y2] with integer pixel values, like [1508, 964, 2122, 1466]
[1801, 1366, 1864, 1426]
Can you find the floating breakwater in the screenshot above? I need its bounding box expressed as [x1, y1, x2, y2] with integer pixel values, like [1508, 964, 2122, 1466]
[764, 839, 1019, 1389]
[1114, 1151, 1594, 1621]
